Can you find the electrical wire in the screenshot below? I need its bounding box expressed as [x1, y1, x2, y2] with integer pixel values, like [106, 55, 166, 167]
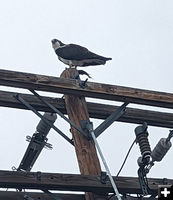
[90, 129, 122, 200]
[116, 139, 136, 177]
[107, 139, 136, 199]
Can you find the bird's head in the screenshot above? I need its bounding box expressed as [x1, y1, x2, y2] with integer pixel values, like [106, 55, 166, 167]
[51, 39, 64, 50]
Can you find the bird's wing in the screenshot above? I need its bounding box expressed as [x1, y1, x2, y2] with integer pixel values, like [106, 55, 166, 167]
[55, 44, 88, 60]
[55, 44, 105, 61]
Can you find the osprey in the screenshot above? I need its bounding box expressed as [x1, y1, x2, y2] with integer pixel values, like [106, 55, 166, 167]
[51, 39, 112, 68]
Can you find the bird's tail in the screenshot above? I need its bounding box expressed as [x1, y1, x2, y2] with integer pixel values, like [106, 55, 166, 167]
[105, 57, 112, 61]
[78, 70, 92, 78]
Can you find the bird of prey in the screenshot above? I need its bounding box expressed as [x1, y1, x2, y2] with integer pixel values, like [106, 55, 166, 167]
[51, 39, 112, 68]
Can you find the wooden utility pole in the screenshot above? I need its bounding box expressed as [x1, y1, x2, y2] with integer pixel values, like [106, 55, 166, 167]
[61, 68, 106, 200]
[1, 68, 173, 199]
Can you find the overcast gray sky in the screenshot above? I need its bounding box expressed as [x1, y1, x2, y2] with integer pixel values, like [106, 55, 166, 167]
[0, 0, 173, 182]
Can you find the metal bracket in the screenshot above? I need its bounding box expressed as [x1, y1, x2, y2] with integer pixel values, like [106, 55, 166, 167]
[100, 171, 108, 184]
[30, 90, 89, 139]
[94, 102, 128, 138]
[81, 120, 92, 140]
[26, 135, 52, 150]
[13, 93, 74, 146]
[36, 171, 41, 181]
[81, 102, 128, 139]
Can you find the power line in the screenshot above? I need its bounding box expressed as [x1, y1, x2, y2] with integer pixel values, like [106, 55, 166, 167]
[116, 139, 136, 177]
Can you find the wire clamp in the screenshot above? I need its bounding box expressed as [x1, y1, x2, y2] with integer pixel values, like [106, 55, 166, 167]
[26, 135, 53, 150]
[100, 171, 108, 184]
[80, 120, 92, 140]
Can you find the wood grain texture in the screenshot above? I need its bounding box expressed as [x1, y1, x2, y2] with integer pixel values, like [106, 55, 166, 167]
[61, 69, 105, 200]
[0, 170, 172, 195]
[0, 69, 173, 108]
[0, 191, 156, 200]
[0, 191, 85, 200]
[0, 90, 173, 129]
[61, 69, 101, 175]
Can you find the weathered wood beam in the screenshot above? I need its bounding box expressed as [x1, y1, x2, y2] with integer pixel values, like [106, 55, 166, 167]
[0, 90, 173, 129]
[0, 191, 156, 200]
[0, 90, 66, 113]
[0, 170, 172, 195]
[0, 191, 85, 200]
[0, 69, 173, 108]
